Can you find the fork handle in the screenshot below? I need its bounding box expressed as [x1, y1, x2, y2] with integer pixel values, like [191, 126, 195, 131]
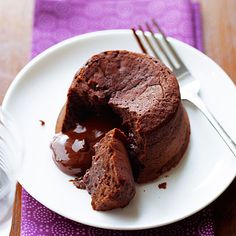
[184, 94, 236, 157]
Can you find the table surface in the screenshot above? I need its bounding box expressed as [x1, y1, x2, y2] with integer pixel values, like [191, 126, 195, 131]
[0, 0, 235, 235]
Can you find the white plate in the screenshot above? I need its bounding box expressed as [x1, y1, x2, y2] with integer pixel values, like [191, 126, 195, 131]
[2, 30, 236, 230]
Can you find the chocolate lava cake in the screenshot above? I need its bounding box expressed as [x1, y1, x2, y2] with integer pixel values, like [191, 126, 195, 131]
[59, 50, 190, 183]
[83, 128, 135, 211]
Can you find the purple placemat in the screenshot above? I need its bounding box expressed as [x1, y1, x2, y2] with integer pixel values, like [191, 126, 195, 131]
[21, 0, 214, 235]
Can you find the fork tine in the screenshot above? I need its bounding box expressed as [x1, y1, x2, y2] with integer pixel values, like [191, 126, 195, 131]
[145, 22, 175, 69]
[152, 19, 185, 66]
[138, 25, 160, 59]
[131, 28, 147, 54]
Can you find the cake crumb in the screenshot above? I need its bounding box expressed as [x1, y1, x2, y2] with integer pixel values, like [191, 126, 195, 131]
[158, 182, 167, 189]
[70, 177, 86, 189]
[39, 120, 45, 126]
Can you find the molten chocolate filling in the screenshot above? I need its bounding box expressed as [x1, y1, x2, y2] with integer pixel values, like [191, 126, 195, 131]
[51, 109, 122, 176]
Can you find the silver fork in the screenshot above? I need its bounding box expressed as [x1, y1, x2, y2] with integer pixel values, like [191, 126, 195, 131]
[132, 20, 236, 157]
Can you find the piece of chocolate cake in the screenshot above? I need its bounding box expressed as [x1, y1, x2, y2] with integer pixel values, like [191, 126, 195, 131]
[83, 128, 135, 211]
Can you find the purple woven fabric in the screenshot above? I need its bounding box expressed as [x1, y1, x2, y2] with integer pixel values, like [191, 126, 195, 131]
[21, 0, 215, 235]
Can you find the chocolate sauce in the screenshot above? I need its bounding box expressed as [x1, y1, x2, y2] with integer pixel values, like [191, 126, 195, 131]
[132, 28, 147, 54]
[51, 110, 121, 177]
